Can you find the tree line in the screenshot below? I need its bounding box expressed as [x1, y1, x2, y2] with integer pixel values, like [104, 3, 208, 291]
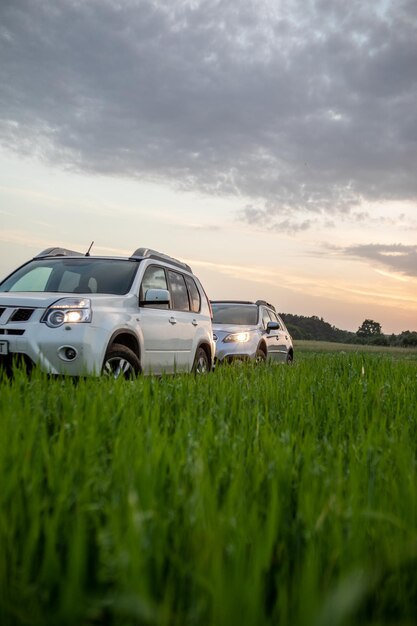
[279, 313, 417, 347]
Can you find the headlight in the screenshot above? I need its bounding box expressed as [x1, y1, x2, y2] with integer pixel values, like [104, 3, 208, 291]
[223, 332, 250, 343]
[41, 298, 92, 328]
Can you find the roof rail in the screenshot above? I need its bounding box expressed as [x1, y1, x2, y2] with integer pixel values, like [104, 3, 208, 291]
[35, 247, 84, 258]
[130, 247, 192, 273]
[255, 299, 276, 311]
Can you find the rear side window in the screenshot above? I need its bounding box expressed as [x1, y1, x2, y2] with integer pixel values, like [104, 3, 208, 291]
[185, 276, 201, 313]
[168, 270, 190, 311]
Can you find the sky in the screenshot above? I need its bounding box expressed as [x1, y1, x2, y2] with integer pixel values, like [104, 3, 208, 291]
[1, 0, 416, 334]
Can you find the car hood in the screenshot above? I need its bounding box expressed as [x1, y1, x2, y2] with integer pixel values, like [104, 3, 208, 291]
[0, 292, 72, 308]
[0, 292, 133, 309]
[212, 323, 256, 331]
[212, 323, 257, 338]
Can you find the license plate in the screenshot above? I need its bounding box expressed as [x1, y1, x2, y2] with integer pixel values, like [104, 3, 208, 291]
[0, 340, 8, 355]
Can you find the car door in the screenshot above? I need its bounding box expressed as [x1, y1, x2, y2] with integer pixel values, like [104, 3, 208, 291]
[270, 311, 291, 362]
[166, 270, 195, 372]
[261, 307, 280, 360]
[138, 264, 178, 374]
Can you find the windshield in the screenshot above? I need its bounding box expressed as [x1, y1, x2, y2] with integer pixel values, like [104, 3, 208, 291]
[0, 258, 140, 295]
[212, 303, 258, 325]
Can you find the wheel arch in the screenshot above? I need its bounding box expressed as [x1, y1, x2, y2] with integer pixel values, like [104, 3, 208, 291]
[106, 330, 141, 360]
[257, 339, 267, 356]
[195, 340, 213, 371]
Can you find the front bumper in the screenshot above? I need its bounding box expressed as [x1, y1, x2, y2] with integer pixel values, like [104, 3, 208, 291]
[0, 322, 108, 376]
[214, 339, 258, 363]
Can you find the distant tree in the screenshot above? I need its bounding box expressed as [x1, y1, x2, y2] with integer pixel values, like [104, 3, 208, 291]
[369, 334, 389, 346]
[356, 319, 382, 338]
[280, 312, 417, 346]
[398, 331, 417, 347]
[280, 313, 356, 343]
[389, 333, 397, 346]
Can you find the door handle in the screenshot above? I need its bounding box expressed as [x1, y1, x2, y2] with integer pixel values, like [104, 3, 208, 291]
[169, 317, 177, 325]
[192, 319, 198, 326]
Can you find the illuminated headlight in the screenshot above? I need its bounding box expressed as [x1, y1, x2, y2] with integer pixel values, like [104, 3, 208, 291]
[41, 298, 92, 328]
[223, 332, 250, 343]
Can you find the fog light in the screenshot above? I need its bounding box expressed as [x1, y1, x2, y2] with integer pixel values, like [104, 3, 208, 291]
[57, 346, 78, 362]
[65, 347, 77, 360]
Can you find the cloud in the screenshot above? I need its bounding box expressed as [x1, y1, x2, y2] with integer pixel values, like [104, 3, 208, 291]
[341, 243, 417, 277]
[242, 205, 312, 233]
[1, 0, 417, 226]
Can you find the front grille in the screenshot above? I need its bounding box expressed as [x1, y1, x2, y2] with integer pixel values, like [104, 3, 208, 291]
[9, 308, 35, 322]
[0, 329, 25, 336]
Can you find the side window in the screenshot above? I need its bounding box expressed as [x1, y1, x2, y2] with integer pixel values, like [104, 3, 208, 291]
[184, 275, 201, 313]
[261, 308, 272, 329]
[140, 265, 169, 309]
[167, 271, 190, 311]
[276, 314, 287, 332]
[269, 311, 281, 328]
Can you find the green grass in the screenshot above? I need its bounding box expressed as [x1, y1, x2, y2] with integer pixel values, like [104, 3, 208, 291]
[295, 339, 417, 359]
[1, 353, 417, 626]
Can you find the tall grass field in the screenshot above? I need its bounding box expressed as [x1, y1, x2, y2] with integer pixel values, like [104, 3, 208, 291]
[1, 350, 417, 625]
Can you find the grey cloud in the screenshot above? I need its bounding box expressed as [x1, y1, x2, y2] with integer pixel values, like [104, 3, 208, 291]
[342, 243, 417, 277]
[242, 205, 312, 233]
[1, 0, 417, 225]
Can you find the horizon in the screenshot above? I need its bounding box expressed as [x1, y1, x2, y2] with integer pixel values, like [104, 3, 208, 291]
[1, 0, 416, 335]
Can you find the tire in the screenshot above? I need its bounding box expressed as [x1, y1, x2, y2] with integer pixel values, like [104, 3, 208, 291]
[102, 344, 141, 379]
[286, 352, 294, 365]
[255, 348, 267, 363]
[192, 346, 210, 374]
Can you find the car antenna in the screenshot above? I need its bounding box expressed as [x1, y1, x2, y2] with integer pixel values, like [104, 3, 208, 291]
[85, 241, 94, 256]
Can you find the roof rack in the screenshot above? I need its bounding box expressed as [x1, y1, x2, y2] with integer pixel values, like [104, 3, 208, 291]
[130, 247, 192, 273]
[255, 299, 276, 311]
[35, 247, 84, 258]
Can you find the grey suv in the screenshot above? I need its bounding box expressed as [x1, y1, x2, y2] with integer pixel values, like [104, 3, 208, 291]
[211, 300, 294, 364]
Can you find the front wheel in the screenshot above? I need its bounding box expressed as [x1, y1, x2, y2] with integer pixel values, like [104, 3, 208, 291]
[255, 348, 267, 363]
[102, 344, 141, 379]
[192, 347, 210, 374]
[286, 352, 294, 365]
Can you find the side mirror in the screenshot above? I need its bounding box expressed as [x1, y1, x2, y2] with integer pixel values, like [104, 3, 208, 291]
[266, 320, 280, 332]
[141, 288, 171, 307]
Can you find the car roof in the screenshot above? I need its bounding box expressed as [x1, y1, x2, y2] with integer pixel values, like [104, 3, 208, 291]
[211, 299, 276, 312]
[33, 246, 193, 273]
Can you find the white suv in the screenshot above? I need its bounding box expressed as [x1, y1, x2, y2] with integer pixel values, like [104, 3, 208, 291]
[0, 247, 214, 377]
